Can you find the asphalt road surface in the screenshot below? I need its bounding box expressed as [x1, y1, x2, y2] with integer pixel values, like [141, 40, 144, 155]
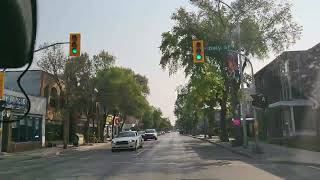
[1, 132, 320, 180]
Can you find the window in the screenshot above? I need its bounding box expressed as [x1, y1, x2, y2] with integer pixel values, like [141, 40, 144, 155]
[146, 129, 156, 133]
[50, 87, 58, 108]
[11, 115, 42, 142]
[118, 131, 136, 137]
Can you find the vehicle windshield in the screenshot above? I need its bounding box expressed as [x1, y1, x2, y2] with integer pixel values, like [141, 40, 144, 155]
[145, 129, 156, 133]
[117, 132, 136, 137]
[3, 0, 319, 179]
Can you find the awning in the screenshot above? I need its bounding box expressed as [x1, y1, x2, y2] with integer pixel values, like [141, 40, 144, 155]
[269, 99, 313, 108]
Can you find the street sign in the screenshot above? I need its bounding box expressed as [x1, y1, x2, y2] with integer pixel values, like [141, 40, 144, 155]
[192, 40, 205, 63]
[69, 33, 81, 57]
[0, 72, 5, 99]
[205, 44, 232, 52]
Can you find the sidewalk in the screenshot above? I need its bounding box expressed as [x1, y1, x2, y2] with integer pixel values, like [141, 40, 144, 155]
[191, 135, 320, 166]
[0, 142, 110, 159]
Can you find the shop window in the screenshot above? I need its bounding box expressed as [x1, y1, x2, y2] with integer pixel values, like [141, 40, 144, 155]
[12, 121, 19, 142]
[11, 116, 42, 142]
[27, 118, 34, 141]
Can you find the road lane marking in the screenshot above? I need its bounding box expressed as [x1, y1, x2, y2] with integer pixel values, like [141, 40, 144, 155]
[135, 148, 147, 156]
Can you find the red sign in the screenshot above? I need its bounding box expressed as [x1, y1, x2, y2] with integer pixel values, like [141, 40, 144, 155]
[232, 118, 241, 126]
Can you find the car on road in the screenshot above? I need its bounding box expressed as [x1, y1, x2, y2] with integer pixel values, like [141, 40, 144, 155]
[138, 131, 146, 139]
[144, 129, 158, 141]
[111, 131, 143, 152]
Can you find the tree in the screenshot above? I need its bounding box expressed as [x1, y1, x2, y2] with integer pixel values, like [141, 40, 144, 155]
[37, 43, 66, 106]
[63, 53, 95, 142]
[92, 50, 116, 72]
[160, 0, 301, 141]
[37, 43, 117, 144]
[95, 67, 150, 137]
[37, 43, 68, 147]
[134, 74, 150, 96]
[141, 107, 154, 129]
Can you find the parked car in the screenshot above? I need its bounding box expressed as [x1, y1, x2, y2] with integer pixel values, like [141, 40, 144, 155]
[138, 131, 146, 139]
[144, 129, 158, 140]
[111, 131, 143, 152]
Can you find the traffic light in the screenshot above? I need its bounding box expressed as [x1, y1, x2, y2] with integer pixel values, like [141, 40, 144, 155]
[192, 40, 205, 63]
[69, 33, 81, 57]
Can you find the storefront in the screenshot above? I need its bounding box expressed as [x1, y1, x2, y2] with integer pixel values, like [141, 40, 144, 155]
[1, 89, 46, 152]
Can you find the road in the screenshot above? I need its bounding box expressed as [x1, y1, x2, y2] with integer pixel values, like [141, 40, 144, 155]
[1, 133, 320, 180]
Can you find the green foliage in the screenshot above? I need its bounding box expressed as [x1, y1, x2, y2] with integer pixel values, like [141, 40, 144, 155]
[134, 74, 150, 96]
[161, 0, 301, 138]
[95, 67, 149, 121]
[92, 50, 115, 72]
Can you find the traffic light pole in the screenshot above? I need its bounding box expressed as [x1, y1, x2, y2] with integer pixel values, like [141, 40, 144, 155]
[34, 42, 69, 53]
[215, 0, 247, 148]
[229, 50, 263, 153]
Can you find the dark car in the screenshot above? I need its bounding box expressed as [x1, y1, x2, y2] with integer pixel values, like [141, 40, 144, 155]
[138, 131, 146, 139]
[144, 129, 158, 141]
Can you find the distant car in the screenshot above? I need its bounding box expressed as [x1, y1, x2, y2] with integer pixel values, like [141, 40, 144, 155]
[138, 131, 146, 139]
[167, 131, 171, 133]
[144, 129, 158, 140]
[111, 131, 143, 152]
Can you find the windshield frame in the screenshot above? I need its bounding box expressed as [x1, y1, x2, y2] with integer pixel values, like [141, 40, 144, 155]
[117, 131, 136, 137]
[145, 129, 156, 133]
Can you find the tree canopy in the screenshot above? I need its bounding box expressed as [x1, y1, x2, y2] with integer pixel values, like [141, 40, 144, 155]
[160, 0, 302, 140]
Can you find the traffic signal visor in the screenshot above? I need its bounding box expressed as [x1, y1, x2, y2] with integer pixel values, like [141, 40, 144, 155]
[69, 33, 81, 57]
[192, 40, 205, 63]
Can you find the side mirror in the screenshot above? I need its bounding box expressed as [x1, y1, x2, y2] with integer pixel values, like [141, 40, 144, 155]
[0, 0, 37, 68]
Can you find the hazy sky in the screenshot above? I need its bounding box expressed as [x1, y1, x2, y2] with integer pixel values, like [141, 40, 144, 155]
[33, 0, 320, 124]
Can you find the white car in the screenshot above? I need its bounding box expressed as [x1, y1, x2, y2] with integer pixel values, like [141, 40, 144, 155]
[111, 131, 143, 152]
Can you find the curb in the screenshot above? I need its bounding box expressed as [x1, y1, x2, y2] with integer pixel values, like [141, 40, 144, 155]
[189, 135, 254, 159]
[269, 160, 320, 167]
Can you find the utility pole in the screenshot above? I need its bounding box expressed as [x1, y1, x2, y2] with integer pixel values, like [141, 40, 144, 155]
[215, 0, 247, 147]
[230, 51, 263, 153]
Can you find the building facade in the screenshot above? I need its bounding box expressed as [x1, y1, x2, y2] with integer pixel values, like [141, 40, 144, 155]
[5, 70, 65, 145]
[0, 89, 46, 152]
[254, 43, 320, 138]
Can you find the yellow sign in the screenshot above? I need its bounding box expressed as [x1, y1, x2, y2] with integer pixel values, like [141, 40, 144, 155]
[0, 71, 4, 99]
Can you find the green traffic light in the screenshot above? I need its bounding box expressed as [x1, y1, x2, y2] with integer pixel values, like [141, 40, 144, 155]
[196, 54, 202, 60]
[72, 48, 78, 54]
